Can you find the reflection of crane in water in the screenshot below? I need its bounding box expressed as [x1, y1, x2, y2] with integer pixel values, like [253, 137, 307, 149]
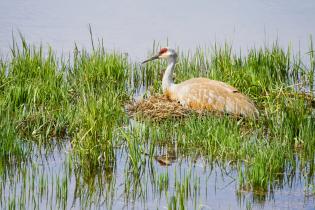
[142, 47, 258, 118]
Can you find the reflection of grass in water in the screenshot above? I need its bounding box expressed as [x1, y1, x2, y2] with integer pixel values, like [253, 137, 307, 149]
[0, 35, 315, 209]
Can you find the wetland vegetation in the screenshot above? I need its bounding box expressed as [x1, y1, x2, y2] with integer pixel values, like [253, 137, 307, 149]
[0, 36, 315, 209]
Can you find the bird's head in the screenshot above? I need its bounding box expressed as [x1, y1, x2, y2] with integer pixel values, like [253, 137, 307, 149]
[142, 47, 177, 64]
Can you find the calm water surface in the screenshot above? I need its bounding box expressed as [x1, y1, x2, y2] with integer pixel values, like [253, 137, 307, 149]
[2, 138, 315, 210]
[1, 0, 315, 59]
[1, 0, 315, 209]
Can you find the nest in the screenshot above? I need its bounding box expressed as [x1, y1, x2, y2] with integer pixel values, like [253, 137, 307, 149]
[126, 95, 191, 121]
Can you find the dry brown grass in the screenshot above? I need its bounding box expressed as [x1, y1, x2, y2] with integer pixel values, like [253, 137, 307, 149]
[126, 95, 192, 121]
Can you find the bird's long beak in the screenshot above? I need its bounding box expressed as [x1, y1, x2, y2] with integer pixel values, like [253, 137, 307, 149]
[141, 55, 159, 64]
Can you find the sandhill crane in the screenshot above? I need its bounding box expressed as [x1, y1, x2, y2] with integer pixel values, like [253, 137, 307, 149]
[142, 47, 259, 118]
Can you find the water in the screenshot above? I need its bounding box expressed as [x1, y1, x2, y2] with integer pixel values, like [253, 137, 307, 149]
[1, 0, 315, 209]
[1, 140, 314, 210]
[1, 0, 315, 59]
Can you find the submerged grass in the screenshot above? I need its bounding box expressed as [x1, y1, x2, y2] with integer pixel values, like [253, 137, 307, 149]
[0, 36, 315, 209]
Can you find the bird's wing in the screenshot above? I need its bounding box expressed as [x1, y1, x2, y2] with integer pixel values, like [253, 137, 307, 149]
[174, 78, 258, 117]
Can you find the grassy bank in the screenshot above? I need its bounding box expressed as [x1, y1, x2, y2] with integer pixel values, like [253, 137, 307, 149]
[0, 37, 314, 201]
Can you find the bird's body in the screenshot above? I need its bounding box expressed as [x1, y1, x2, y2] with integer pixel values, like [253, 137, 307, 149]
[142, 48, 259, 118]
[165, 78, 258, 117]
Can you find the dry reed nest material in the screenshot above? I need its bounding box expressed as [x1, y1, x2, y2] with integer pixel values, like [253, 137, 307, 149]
[126, 95, 192, 120]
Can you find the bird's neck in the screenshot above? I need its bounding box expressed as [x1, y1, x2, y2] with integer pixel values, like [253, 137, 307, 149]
[162, 56, 176, 93]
